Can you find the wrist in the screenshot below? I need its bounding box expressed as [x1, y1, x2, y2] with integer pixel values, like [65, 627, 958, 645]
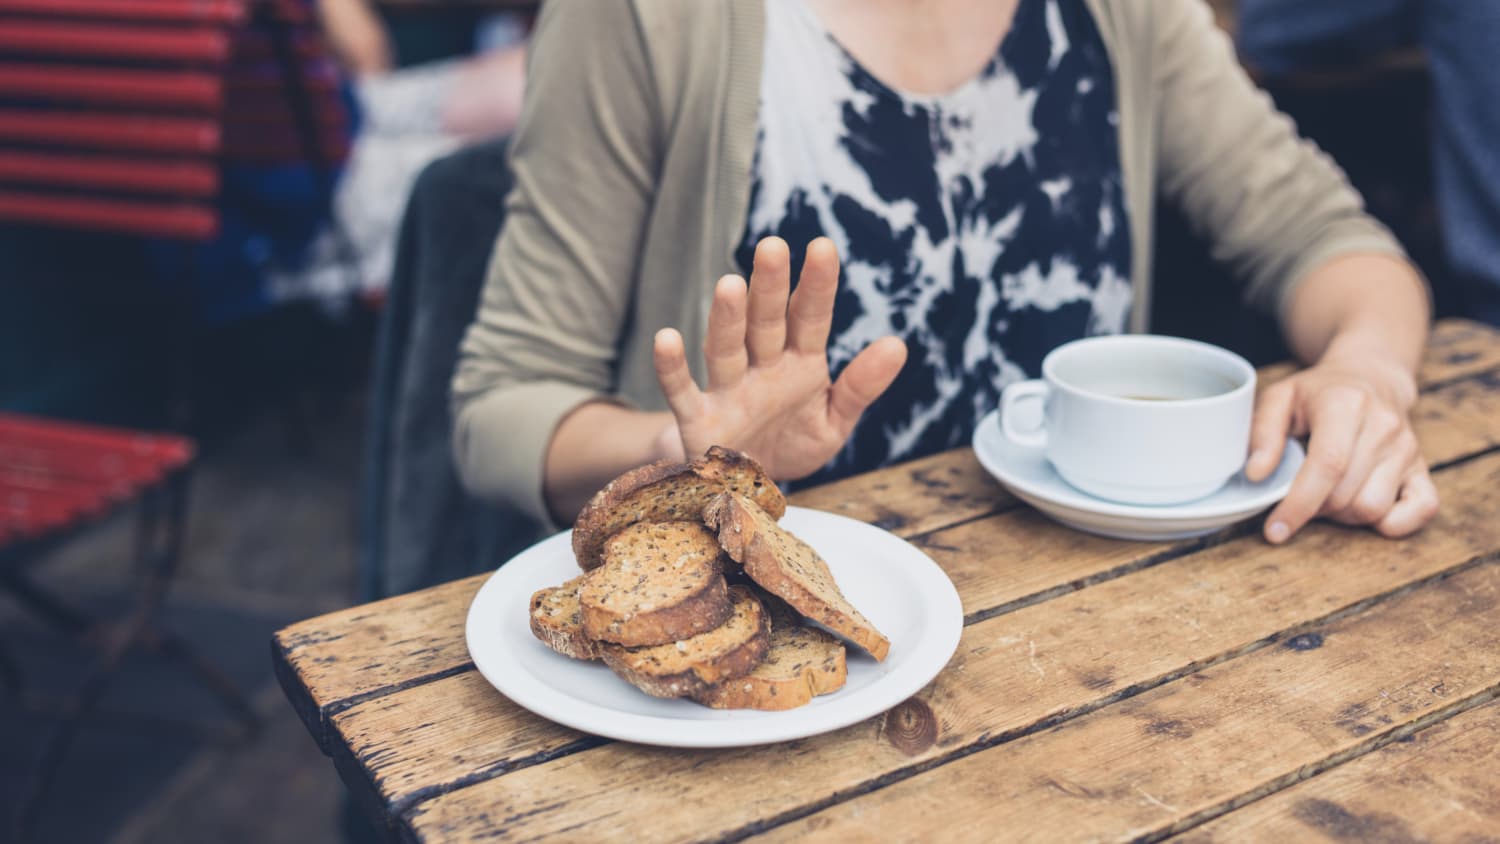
[1317, 337, 1418, 407]
[648, 414, 686, 463]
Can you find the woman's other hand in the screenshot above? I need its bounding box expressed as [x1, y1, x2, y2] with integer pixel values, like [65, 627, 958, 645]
[1246, 353, 1438, 544]
[652, 237, 908, 479]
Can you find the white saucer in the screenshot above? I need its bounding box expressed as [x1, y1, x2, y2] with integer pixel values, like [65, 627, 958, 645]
[972, 409, 1305, 541]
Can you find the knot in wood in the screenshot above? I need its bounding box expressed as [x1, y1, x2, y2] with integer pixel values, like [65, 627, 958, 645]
[883, 698, 938, 756]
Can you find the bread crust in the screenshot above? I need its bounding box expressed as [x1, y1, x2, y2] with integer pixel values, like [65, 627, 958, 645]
[570, 447, 785, 571]
[528, 576, 601, 661]
[692, 623, 847, 710]
[705, 492, 891, 661]
[601, 586, 771, 698]
[571, 457, 687, 570]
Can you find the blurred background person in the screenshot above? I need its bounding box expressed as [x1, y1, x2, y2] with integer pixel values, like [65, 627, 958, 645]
[1238, 0, 1500, 327]
[274, 0, 528, 305]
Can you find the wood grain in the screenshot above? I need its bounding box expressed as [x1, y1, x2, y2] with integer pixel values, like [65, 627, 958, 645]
[1420, 319, 1500, 384]
[273, 576, 484, 749]
[328, 671, 597, 815]
[399, 453, 1500, 842]
[1178, 698, 1500, 844]
[765, 562, 1500, 844]
[789, 447, 1013, 537]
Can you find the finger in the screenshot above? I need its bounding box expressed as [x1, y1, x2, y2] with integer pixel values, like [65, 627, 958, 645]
[1263, 391, 1365, 544]
[1246, 381, 1295, 482]
[1325, 417, 1410, 515]
[1326, 404, 1404, 512]
[746, 237, 791, 366]
[1375, 466, 1439, 538]
[704, 275, 749, 390]
[827, 336, 907, 438]
[1327, 448, 1406, 525]
[787, 237, 840, 356]
[653, 328, 703, 421]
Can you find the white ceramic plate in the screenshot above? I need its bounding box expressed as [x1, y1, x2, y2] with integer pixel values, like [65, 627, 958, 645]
[465, 506, 964, 748]
[973, 409, 1305, 541]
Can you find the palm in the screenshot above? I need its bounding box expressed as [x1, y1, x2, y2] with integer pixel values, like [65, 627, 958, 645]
[654, 237, 907, 482]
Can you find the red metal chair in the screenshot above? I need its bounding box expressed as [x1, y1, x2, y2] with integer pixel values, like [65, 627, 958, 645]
[0, 1, 349, 837]
[0, 413, 265, 840]
[0, 0, 349, 239]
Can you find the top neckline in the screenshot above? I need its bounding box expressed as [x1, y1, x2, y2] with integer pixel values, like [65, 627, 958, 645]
[786, 0, 1034, 107]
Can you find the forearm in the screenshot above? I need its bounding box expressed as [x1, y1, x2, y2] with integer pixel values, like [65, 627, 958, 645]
[544, 402, 678, 524]
[1282, 252, 1429, 392]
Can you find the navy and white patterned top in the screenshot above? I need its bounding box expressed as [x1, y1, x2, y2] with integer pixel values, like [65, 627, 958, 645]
[737, 0, 1133, 486]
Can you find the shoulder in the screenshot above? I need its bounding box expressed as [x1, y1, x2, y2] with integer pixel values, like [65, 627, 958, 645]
[531, 0, 754, 108]
[536, 0, 743, 57]
[1085, 0, 1221, 51]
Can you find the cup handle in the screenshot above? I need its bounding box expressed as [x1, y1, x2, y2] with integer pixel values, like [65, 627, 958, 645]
[1001, 380, 1050, 449]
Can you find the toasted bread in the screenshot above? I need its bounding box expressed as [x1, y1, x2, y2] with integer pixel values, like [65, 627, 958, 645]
[601, 585, 771, 698]
[692, 621, 847, 710]
[580, 521, 731, 647]
[528, 576, 601, 661]
[571, 446, 785, 571]
[705, 492, 891, 661]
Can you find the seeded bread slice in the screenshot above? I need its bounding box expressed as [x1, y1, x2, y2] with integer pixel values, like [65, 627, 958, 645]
[580, 521, 731, 647]
[528, 576, 601, 661]
[692, 622, 847, 710]
[601, 585, 771, 699]
[705, 492, 891, 661]
[571, 446, 786, 571]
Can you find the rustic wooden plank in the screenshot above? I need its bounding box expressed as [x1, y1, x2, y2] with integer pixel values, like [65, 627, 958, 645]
[1419, 318, 1500, 384]
[323, 376, 1500, 818]
[763, 563, 1500, 844]
[328, 670, 597, 816]
[1415, 370, 1500, 466]
[1178, 699, 1500, 844]
[788, 447, 1012, 536]
[272, 576, 485, 749]
[398, 452, 1500, 842]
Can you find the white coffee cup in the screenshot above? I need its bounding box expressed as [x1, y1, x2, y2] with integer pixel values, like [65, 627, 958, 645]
[999, 335, 1256, 506]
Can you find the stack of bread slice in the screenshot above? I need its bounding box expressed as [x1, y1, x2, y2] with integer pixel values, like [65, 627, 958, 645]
[528, 446, 889, 710]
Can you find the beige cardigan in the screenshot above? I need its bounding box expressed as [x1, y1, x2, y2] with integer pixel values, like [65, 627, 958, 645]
[452, 0, 1404, 526]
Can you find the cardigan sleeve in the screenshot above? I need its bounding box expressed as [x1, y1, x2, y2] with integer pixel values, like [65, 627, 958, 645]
[450, 0, 661, 527]
[1149, 0, 1418, 321]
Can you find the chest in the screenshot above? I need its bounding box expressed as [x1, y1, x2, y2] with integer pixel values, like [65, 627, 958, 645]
[742, 0, 1129, 283]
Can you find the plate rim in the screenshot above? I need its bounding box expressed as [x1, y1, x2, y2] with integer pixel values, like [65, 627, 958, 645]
[972, 409, 1303, 522]
[464, 506, 964, 748]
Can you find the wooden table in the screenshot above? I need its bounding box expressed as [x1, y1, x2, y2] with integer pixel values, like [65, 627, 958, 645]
[275, 318, 1500, 842]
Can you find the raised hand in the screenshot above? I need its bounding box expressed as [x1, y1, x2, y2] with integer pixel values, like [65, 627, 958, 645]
[652, 236, 908, 480]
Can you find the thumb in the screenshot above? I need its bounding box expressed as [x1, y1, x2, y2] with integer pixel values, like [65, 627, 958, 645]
[827, 336, 907, 438]
[1246, 380, 1295, 482]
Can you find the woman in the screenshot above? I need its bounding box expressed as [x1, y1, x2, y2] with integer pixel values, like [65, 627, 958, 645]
[452, 0, 1437, 546]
